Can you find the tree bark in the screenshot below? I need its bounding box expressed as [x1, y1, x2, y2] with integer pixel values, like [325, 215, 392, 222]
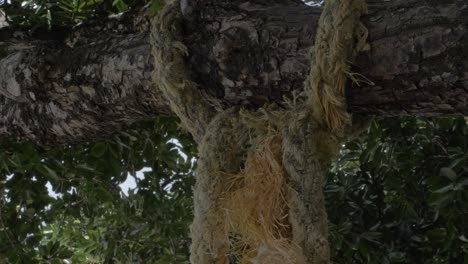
[0, 8, 170, 146]
[0, 0, 466, 146]
[350, 0, 468, 116]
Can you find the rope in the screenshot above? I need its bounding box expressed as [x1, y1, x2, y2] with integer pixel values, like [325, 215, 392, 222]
[308, 0, 368, 135]
[151, 1, 217, 143]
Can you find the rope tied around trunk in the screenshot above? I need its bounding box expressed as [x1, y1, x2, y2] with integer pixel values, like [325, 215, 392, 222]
[308, 0, 369, 135]
[151, 0, 369, 263]
[151, 1, 218, 143]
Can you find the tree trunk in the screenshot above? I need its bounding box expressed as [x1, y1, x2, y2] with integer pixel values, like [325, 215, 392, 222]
[0, 0, 466, 146]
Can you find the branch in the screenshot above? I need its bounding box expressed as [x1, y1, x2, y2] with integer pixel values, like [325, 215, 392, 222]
[349, 0, 468, 116]
[0, 7, 170, 147]
[0, 0, 466, 146]
[182, 0, 467, 116]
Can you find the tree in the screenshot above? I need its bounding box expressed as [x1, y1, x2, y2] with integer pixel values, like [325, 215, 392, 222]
[0, 0, 467, 263]
[0, 0, 466, 145]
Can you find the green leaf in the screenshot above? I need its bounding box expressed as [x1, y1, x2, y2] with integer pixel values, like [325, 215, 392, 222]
[91, 143, 107, 158]
[427, 228, 447, 242]
[440, 167, 458, 181]
[76, 164, 98, 173]
[112, 0, 128, 12]
[459, 235, 468, 243]
[433, 184, 454, 194]
[58, 249, 74, 259]
[36, 164, 60, 181]
[429, 192, 455, 209]
[388, 252, 406, 262]
[148, 0, 165, 16]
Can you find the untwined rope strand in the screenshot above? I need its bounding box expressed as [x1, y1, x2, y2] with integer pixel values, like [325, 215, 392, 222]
[151, 1, 218, 143]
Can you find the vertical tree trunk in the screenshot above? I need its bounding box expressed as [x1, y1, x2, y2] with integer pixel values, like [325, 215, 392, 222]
[151, 0, 368, 262]
[190, 107, 339, 263]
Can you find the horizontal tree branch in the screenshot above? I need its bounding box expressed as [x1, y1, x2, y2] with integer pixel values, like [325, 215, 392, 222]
[0, 0, 466, 146]
[350, 0, 468, 116]
[0, 7, 170, 146]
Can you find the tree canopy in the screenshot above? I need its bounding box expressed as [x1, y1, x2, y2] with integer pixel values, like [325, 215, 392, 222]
[0, 116, 466, 263]
[0, 0, 323, 28]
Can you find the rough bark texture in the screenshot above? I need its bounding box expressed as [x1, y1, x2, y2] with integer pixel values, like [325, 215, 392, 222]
[0, 8, 170, 146]
[182, 0, 320, 108]
[180, 0, 468, 117]
[350, 0, 468, 116]
[0, 0, 467, 146]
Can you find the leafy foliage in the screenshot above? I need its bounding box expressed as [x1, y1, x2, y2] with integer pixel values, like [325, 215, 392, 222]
[0, 117, 196, 263]
[0, 0, 141, 28]
[0, 117, 466, 263]
[327, 117, 468, 264]
[0, 0, 322, 28]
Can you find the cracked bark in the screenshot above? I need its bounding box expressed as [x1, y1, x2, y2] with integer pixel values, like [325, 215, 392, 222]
[0, 8, 170, 146]
[350, 0, 468, 116]
[0, 0, 466, 146]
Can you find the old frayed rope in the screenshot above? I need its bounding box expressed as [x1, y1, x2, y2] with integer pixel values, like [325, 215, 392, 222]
[151, 0, 369, 263]
[309, 0, 369, 134]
